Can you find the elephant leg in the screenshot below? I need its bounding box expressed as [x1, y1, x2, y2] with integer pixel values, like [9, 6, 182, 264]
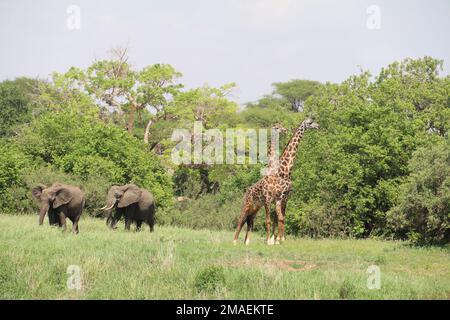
[135, 220, 142, 232]
[72, 215, 80, 234]
[110, 209, 121, 230]
[58, 212, 67, 232]
[48, 210, 59, 226]
[124, 218, 131, 231]
[148, 218, 154, 232]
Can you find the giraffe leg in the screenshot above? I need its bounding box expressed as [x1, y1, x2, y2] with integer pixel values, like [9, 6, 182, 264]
[271, 212, 277, 244]
[233, 206, 248, 245]
[281, 197, 288, 242]
[244, 215, 254, 246]
[275, 200, 283, 245]
[264, 204, 273, 245]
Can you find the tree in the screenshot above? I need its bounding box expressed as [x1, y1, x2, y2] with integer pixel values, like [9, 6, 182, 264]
[168, 83, 238, 128]
[286, 57, 449, 238]
[54, 47, 182, 137]
[272, 79, 322, 112]
[387, 139, 449, 245]
[0, 77, 41, 136]
[373, 56, 449, 137]
[17, 112, 174, 208]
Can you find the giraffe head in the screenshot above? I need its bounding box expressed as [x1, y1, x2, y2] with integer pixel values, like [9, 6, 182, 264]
[271, 122, 288, 134]
[303, 117, 319, 129]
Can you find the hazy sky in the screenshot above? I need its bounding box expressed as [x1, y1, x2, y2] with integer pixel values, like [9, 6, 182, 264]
[1, 0, 449, 104]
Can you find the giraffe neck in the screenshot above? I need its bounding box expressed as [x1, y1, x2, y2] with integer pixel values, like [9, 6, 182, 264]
[266, 128, 281, 175]
[277, 122, 306, 178]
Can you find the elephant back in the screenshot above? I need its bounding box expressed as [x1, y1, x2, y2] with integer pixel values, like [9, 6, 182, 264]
[52, 183, 84, 210]
[139, 188, 155, 209]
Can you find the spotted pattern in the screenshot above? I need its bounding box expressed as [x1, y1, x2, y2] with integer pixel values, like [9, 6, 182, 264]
[233, 118, 319, 245]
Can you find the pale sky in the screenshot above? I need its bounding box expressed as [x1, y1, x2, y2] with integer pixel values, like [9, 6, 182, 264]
[1, 0, 449, 104]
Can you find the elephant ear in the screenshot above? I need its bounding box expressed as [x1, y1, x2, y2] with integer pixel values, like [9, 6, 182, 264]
[117, 185, 142, 208]
[53, 186, 73, 208]
[32, 184, 47, 199]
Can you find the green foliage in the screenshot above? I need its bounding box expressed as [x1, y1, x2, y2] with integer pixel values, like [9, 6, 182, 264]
[194, 266, 226, 293]
[286, 57, 449, 238]
[387, 139, 450, 244]
[17, 112, 173, 208]
[21, 166, 112, 215]
[1, 56, 448, 245]
[55, 55, 183, 135]
[38, 78, 98, 118]
[0, 141, 31, 213]
[172, 167, 202, 198]
[158, 194, 243, 230]
[238, 105, 302, 129]
[166, 83, 239, 128]
[338, 279, 357, 299]
[0, 78, 41, 136]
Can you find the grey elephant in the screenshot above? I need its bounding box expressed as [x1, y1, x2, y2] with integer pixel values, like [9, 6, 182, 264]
[32, 183, 85, 233]
[101, 184, 155, 232]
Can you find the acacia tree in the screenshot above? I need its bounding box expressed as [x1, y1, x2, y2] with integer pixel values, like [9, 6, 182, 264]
[273, 79, 322, 112]
[168, 83, 238, 128]
[55, 47, 182, 137]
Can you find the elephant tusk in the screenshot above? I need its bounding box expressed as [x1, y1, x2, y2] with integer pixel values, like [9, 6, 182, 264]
[101, 203, 115, 211]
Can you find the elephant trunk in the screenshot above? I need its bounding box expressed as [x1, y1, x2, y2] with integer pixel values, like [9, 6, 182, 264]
[105, 209, 114, 227]
[103, 198, 118, 228]
[38, 204, 49, 225]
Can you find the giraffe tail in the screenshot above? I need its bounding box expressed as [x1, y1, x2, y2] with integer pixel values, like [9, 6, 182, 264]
[233, 201, 249, 244]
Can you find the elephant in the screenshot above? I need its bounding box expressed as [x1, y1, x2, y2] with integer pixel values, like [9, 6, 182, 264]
[31, 183, 85, 233]
[101, 184, 155, 232]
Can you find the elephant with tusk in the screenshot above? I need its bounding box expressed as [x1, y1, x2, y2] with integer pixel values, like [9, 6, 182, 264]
[102, 184, 155, 232]
[31, 183, 85, 233]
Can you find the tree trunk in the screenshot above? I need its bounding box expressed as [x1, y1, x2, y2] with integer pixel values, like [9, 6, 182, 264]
[144, 119, 153, 144]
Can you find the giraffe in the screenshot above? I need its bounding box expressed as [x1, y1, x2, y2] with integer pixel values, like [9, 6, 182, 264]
[264, 123, 287, 240]
[233, 118, 319, 245]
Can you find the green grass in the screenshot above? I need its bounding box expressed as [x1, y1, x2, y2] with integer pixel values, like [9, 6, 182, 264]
[0, 214, 449, 299]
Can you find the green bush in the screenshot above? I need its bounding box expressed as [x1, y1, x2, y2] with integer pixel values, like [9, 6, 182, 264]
[0, 78, 41, 137]
[286, 57, 448, 238]
[194, 266, 226, 293]
[158, 193, 244, 230]
[17, 112, 173, 209]
[0, 161, 112, 216]
[0, 141, 32, 214]
[387, 139, 450, 245]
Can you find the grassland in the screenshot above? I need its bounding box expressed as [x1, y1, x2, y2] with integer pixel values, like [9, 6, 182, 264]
[0, 214, 449, 299]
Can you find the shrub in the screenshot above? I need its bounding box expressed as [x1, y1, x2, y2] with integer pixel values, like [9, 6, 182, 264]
[194, 266, 226, 293]
[0, 78, 41, 137]
[0, 161, 112, 216]
[17, 112, 173, 209]
[286, 58, 448, 238]
[158, 193, 243, 230]
[0, 141, 32, 214]
[387, 139, 450, 245]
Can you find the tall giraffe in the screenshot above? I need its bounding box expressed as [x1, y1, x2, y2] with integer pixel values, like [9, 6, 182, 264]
[233, 118, 319, 245]
[264, 123, 287, 241]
